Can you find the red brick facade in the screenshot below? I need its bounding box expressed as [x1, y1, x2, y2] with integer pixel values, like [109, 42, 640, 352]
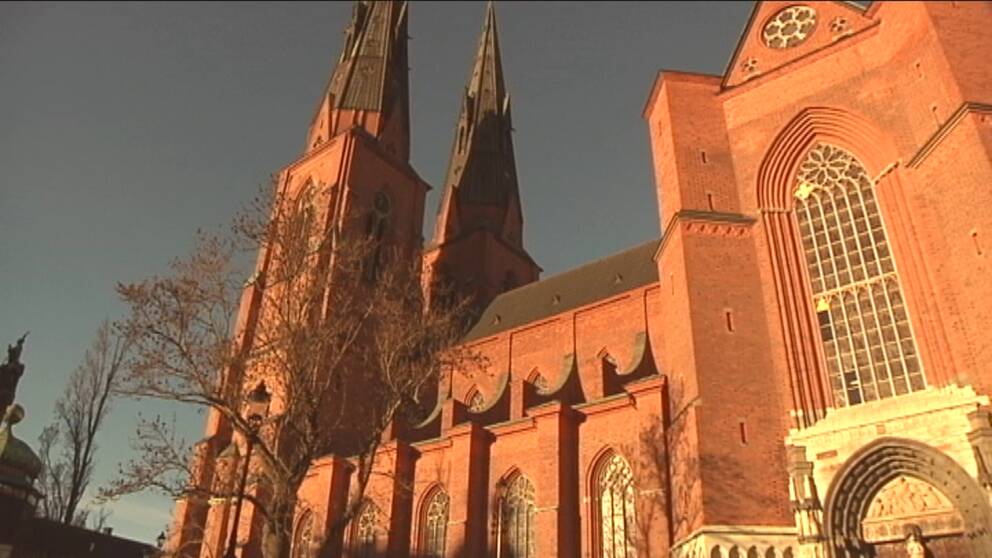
[171, 2, 992, 557]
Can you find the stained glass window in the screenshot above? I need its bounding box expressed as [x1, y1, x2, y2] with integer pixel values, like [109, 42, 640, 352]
[794, 143, 925, 407]
[421, 488, 449, 558]
[597, 453, 636, 558]
[498, 475, 536, 558]
[352, 502, 380, 558]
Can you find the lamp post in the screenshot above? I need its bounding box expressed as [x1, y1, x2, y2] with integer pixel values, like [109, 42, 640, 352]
[223, 381, 271, 558]
[156, 531, 166, 550]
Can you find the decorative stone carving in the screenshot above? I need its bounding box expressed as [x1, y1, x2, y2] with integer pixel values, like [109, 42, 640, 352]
[904, 524, 926, 558]
[861, 476, 963, 543]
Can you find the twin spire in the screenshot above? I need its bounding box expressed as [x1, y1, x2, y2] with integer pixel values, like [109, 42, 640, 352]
[306, 1, 410, 159]
[432, 1, 523, 249]
[309, 0, 528, 259]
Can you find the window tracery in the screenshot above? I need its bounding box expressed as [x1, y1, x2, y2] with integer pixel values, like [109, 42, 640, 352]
[468, 390, 486, 412]
[793, 143, 925, 407]
[762, 6, 817, 49]
[352, 501, 380, 558]
[420, 488, 449, 558]
[597, 453, 636, 558]
[498, 474, 536, 558]
[292, 510, 315, 558]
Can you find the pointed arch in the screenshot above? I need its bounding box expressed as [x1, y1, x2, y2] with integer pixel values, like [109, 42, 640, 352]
[496, 469, 536, 558]
[350, 500, 381, 558]
[754, 107, 946, 426]
[526, 367, 548, 393]
[822, 438, 992, 557]
[589, 448, 637, 558]
[465, 386, 486, 412]
[417, 484, 449, 558]
[757, 107, 897, 212]
[291, 509, 316, 558]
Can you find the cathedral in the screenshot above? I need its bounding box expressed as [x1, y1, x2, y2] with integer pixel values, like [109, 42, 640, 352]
[169, 1, 992, 557]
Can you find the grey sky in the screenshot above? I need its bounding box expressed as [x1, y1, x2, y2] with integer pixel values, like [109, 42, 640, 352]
[0, 0, 754, 544]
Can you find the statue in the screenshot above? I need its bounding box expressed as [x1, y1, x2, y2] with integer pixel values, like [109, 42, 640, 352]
[904, 524, 926, 558]
[0, 332, 28, 415]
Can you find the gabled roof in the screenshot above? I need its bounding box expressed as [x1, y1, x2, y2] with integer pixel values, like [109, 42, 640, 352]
[464, 238, 661, 341]
[722, 1, 875, 90]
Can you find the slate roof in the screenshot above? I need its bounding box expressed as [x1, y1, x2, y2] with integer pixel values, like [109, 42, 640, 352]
[327, 1, 408, 112]
[433, 2, 523, 248]
[464, 238, 661, 341]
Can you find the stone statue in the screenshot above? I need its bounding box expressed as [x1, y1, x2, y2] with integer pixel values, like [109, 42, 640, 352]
[904, 524, 926, 558]
[0, 332, 28, 415]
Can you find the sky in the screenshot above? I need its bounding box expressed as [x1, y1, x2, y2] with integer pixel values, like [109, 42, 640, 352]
[0, 0, 755, 545]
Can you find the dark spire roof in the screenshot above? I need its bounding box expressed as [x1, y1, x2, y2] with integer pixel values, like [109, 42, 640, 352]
[433, 2, 523, 248]
[306, 1, 409, 156]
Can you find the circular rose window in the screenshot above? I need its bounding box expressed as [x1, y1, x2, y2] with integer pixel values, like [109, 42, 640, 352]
[762, 5, 817, 49]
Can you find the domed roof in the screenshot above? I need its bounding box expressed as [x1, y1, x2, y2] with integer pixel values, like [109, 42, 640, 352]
[0, 404, 43, 488]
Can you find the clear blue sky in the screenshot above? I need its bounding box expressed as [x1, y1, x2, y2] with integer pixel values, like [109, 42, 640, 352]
[0, 1, 755, 544]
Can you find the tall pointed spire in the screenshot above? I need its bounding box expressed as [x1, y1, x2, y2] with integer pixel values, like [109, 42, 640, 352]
[306, 1, 410, 160]
[433, 1, 523, 248]
[425, 2, 539, 314]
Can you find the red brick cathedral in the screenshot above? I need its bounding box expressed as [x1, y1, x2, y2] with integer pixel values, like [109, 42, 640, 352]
[171, 1, 992, 557]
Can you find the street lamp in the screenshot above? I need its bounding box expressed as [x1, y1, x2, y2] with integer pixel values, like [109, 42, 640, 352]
[156, 531, 166, 549]
[223, 381, 271, 558]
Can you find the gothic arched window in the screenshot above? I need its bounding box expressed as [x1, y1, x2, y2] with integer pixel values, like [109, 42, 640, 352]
[596, 452, 636, 558]
[363, 191, 391, 283]
[793, 143, 925, 407]
[292, 510, 315, 558]
[467, 389, 486, 412]
[498, 474, 536, 558]
[351, 501, 380, 558]
[420, 487, 449, 558]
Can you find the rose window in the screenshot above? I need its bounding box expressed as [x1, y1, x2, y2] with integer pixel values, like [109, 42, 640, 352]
[762, 5, 817, 49]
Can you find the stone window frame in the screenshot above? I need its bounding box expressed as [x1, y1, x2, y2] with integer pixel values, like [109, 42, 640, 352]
[590, 449, 638, 558]
[418, 485, 449, 558]
[792, 143, 925, 407]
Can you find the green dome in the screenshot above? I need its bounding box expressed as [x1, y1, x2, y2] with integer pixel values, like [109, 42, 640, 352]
[0, 405, 43, 487]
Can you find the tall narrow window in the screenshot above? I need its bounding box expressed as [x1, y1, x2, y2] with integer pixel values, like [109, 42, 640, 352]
[597, 453, 636, 558]
[363, 191, 391, 283]
[292, 510, 315, 558]
[498, 474, 536, 558]
[420, 488, 449, 558]
[352, 502, 380, 558]
[793, 143, 925, 407]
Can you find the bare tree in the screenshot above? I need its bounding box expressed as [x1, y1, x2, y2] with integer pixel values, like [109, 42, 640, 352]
[102, 185, 478, 558]
[37, 320, 130, 526]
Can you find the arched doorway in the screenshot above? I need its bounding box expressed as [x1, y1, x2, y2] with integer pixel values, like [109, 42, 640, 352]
[823, 438, 992, 557]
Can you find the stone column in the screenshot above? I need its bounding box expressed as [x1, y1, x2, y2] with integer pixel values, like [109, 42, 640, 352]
[786, 444, 825, 558]
[967, 406, 992, 505]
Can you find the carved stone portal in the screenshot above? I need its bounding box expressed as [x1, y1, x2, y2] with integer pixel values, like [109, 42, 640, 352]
[823, 438, 992, 558]
[861, 476, 964, 543]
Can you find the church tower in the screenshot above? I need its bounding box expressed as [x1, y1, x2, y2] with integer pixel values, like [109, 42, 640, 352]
[424, 3, 540, 313]
[168, 3, 429, 557]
